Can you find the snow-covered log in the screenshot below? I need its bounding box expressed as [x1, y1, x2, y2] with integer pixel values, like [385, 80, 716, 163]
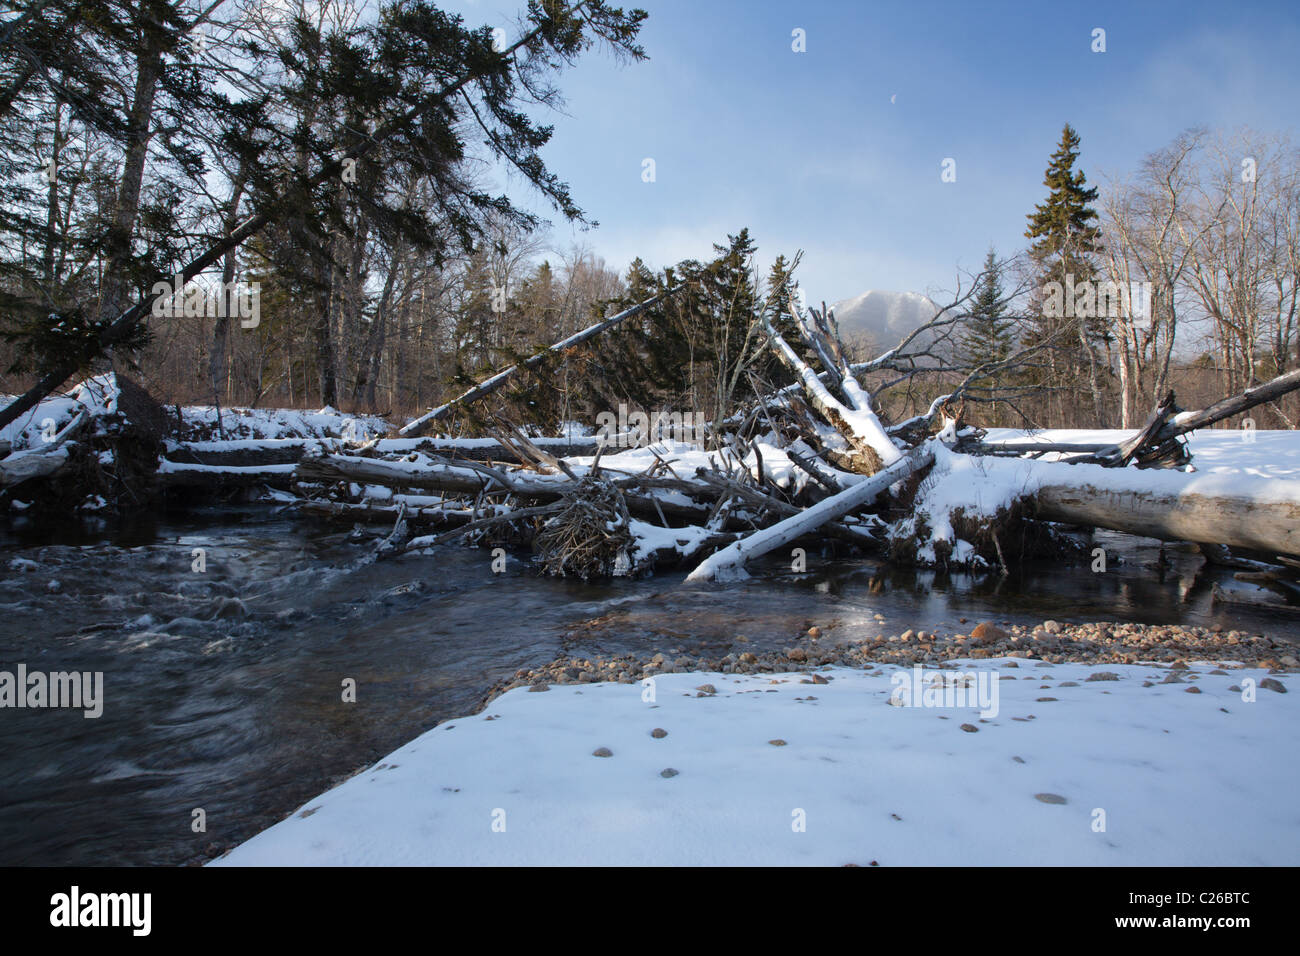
[762, 308, 901, 474]
[686, 443, 934, 582]
[293, 449, 717, 522]
[1034, 471, 1300, 557]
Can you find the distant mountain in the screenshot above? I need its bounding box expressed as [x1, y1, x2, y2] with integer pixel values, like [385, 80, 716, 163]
[828, 290, 945, 356]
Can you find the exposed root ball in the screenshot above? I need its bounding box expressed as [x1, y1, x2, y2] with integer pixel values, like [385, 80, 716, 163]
[534, 477, 636, 580]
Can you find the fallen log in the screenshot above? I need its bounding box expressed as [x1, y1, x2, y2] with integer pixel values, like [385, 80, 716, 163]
[686, 443, 934, 582]
[1071, 369, 1300, 468]
[0, 408, 87, 488]
[399, 288, 681, 437]
[1034, 470, 1300, 558]
[761, 296, 902, 475]
[293, 450, 716, 522]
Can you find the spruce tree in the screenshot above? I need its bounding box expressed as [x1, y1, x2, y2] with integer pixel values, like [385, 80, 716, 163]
[1023, 123, 1108, 424]
[958, 248, 1015, 373]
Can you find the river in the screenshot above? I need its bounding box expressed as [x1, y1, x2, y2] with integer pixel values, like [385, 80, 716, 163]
[1, 507, 1295, 865]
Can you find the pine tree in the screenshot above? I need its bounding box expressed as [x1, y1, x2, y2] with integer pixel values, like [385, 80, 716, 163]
[1023, 123, 1108, 424]
[958, 248, 1015, 373]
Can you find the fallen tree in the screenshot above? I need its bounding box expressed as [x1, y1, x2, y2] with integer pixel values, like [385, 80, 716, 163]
[1034, 471, 1300, 557]
[9, 261, 1300, 584]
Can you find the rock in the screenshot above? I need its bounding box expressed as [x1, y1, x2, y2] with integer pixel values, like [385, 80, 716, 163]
[651, 728, 667, 739]
[660, 768, 679, 778]
[768, 739, 787, 746]
[807, 626, 821, 639]
[971, 621, 1007, 644]
[811, 673, 829, 685]
[1185, 686, 1202, 694]
[592, 747, 613, 757]
[1087, 671, 1120, 682]
[786, 647, 807, 662]
[1261, 677, 1287, 693]
[959, 723, 979, 733]
[1281, 655, 1299, 669]
[528, 682, 550, 692]
[696, 683, 717, 695]
[1034, 793, 1068, 804]
[1043, 620, 1063, 635]
[739, 652, 758, 664]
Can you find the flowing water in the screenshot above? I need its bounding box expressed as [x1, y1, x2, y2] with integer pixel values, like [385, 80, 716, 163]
[1, 508, 1296, 865]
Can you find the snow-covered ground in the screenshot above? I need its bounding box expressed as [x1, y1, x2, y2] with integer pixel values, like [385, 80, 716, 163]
[983, 427, 1300, 480]
[214, 660, 1298, 866]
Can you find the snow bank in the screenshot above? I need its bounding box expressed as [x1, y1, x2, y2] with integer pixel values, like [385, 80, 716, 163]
[213, 661, 1298, 866]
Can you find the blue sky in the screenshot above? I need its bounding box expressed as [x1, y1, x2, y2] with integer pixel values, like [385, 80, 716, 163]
[453, 0, 1300, 302]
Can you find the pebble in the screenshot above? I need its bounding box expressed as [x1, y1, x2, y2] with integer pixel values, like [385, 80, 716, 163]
[651, 728, 667, 739]
[959, 723, 978, 733]
[768, 739, 787, 746]
[1261, 678, 1287, 694]
[1034, 793, 1068, 804]
[659, 768, 679, 778]
[592, 747, 613, 757]
[476, 619, 1295, 706]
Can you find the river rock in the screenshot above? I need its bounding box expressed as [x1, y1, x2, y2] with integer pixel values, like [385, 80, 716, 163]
[971, 621, 1007, 644]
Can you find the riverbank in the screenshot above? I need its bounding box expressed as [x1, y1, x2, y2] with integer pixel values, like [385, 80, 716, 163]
[213, 622, 1299, 867]
[479, 619, 1297, 701]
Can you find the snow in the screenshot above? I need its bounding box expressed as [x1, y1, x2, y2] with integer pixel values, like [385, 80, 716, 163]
[628, 519, 716, 559]
[898, 430, 1300, 567]
[0, 372, 120, 451]
[831, 290, 945, 353]
[176, 405, 390, 442]
[982, 427, 1300, 481]
[213, 660, 1299, 866]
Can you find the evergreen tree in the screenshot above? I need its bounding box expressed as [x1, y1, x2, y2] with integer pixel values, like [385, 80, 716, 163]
[0, 0, 650, 428]
[958, 248, 1015, 373]
[1023, 123, 1108, 424]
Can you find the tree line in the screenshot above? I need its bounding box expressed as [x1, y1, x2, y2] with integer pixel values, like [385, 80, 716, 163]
[1, 1, 1296, 435]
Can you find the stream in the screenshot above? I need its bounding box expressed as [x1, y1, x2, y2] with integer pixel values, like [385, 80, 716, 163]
[1, 507, 1296, 865]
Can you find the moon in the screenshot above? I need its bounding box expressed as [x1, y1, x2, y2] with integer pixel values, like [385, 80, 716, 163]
[890, 93, 897, 104]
